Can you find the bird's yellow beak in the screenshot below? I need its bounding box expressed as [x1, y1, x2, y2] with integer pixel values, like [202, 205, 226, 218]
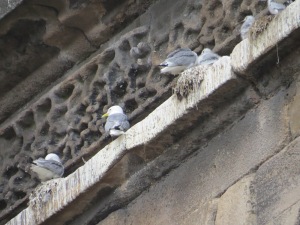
[101, 113, 108, 118]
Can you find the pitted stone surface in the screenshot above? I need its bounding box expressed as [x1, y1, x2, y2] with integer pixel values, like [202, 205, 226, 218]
[6, 56, 246, 225]
[0, 0, 287, 222]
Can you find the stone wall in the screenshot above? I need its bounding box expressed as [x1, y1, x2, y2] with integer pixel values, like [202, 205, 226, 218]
[1, 0, 300, 224]
[97, 76, 299, 225]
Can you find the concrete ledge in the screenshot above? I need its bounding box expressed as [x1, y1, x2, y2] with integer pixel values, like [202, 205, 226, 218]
[231, 0, 300, 77]
[7, 57, 244, 225]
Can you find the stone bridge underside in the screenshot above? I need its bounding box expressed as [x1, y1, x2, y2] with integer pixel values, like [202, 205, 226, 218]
[1, 0, 300, 224]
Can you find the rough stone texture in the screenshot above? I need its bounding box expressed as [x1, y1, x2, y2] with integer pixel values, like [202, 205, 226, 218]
[288, 72, 300, 139]
[265, 200, 300, 225]
[231, 0, 300, 80]
[6, 56, 247, 225]
[94, 85, 290, 225]
[65, 86, 259, 225]
[181, 199, 219, 225]
[0, 0, 268, 218]
[1, 0, 300, 224]
[0, 0, 23, 19]
[215, 174, 256, 225]
[255, 137, 300, 225]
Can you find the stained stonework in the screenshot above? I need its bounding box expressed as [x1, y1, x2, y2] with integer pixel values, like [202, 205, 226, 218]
[215, 175, 256, 225]
[0, 0, 298, 224]
[0, 0, 23, 19]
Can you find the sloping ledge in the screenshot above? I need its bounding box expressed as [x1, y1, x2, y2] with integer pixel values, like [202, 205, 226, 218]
[7, 57, 245, 225]
[231, 0, 300, 77]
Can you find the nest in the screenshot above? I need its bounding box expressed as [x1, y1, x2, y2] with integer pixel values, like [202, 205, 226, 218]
[29, 179, 60, 210]
[249, 15, 273, 39]
[173, 66, 207, 100]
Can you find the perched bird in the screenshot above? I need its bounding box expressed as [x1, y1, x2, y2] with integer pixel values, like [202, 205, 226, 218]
[197, 48, 220, 65]
[240, 15, 255, 40]
[268, 0, 286, 14]
[102, 105, 130, 137]
[159, 48, 198, 75]
[30, 153, 64, 182]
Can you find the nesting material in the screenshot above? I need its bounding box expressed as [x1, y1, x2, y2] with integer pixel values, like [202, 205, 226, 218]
[29, 180, 60, 210]
[249, 15, 273, 39]
[174, 65, 207, 100]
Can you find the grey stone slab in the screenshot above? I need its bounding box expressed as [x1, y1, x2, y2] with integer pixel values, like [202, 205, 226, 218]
[215, 174, 256, 225]
[266, 200, 300, 225]
[255, 136, 300, 224]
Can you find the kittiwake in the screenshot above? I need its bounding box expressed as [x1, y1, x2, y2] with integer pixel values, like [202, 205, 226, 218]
[30, 153, 64, 182]
[268, 0, 286, 14]
[197, 48, 220, 65]
[240, 15, 255, 40]
[102, 105, 130, 137]
[159, 48, 197, 75]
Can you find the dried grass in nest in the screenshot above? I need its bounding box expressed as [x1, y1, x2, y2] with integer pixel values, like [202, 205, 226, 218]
[29, 180, 59, 210]
[174, 66, 206, 100]
[249, 15, 273, 39]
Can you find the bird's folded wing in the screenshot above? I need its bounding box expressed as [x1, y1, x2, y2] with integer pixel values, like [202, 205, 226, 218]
[105, 113, 130, 132]
[33, 159, 64, 176]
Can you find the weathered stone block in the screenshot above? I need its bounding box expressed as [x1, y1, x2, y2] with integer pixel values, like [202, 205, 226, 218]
[288, 72, 300, 139]
[215, 174, 256, 225]
[255, 136, 300, 224]
[96, 86, 289, 225]
[182, 199, 219, 225]
[266, 200, 300, 225]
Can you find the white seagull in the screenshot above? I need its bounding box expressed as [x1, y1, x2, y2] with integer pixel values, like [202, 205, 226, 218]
[197, 48, 220, 65]
[240, 15, 255, 40]
[268, 0, 286, 14]
[159, 48, 198, 75]
[31, 153, 64, 182]
[102, 105, 130, 137]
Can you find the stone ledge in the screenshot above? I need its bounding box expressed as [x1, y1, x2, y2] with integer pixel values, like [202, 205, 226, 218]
[231, 0, 300, 78]
[7, 57, 246, 225]
[6, 2, 300, 221]
[0, 0, 274, 219]
[0, 0, 23, 19]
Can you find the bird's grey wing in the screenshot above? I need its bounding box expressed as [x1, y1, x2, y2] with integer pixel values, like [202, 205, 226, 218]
[120, 120, 130, 131]
[33, 159, 64, 176]
[241, 20, 253, 31]
[198, 52, 220, 64]
[166, 51, 197, 67]
[166, 48, 191, 58]
[105, 114, 130, 132]
[270, 2, 286, 10]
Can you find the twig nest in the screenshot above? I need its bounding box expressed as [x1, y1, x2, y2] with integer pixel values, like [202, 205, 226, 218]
[174, 65, 207, 100]
[249, 15, 273, 39]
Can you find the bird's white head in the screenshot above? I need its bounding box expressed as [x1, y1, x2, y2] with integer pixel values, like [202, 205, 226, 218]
[201, 48, 212, 55]
[45, 153, 61, 163]
[102, 105, 124, 118]
[243, 15, 255, 22]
